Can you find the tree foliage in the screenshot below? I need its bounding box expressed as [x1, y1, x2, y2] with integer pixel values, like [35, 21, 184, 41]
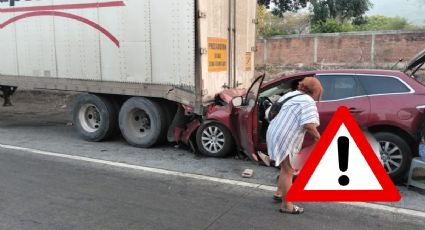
[283, 12, 313, 34]
[258, 0, 372, 20]
[258, 0, 308, 16]
[311, 15, 420, 33]
[257, 5, 313, 37]
[256, 5, 285, 37]
[354, 16, 420, 31]
[311, 18, 354, 33]
[312, 0, 373, 23]
[257, 0, 420, 35]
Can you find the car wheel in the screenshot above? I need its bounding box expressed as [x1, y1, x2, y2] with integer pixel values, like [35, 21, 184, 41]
[373, 132, 412, 183]
[119, 97, 166, 148]
[196, 122, 233, 157]
[72, 94, 118, 142]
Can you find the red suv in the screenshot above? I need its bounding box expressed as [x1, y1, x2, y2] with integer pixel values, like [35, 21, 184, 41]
[187, 51, 425, 182]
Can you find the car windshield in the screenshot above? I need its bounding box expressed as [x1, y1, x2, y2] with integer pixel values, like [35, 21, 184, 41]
[260, 81, 293, 98]
[246, 79, 262, 106]
[244, 74, 265, 106]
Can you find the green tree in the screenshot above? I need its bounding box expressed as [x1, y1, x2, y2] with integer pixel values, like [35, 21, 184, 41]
[256, 5, 286, 37]
[258, 1, 372, 22]
[354, 15, 420, 31]
[311, 0, 373, 23]
[282, 12, 313, 34]
[311, 18, 354, 33]
[258, 0, 308, 16]
[257, 5, 313, 37]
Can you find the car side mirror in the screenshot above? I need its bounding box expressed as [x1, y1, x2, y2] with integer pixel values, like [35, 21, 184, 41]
[232, 96, 243, 107]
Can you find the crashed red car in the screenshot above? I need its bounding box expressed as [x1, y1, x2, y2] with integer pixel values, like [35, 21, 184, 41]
[182, 50, 425, 182]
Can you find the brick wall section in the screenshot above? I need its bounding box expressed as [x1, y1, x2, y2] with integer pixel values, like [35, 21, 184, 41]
[256, 30, 425, 68]
[317, 35, 372, 64]
[374, 33, 425, 63]
[267, 37, 315, 65]
[255, 40, 265, 65]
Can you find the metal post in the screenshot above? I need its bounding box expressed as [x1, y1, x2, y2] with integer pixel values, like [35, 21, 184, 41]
[228, 0, 236, 88]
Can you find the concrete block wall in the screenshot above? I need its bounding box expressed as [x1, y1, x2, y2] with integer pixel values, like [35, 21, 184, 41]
[255, 30, 425, 69]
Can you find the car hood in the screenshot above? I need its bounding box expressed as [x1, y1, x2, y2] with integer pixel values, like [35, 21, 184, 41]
[217, 88, 247, 104]
[404, 48, 425, 74]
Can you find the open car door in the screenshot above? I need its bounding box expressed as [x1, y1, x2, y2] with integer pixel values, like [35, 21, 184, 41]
[238, 74, 265, 161]
[404, 48, 425, 77]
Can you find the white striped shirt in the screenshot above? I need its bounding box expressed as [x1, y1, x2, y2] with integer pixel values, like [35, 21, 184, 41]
[266, 90, 320, 168]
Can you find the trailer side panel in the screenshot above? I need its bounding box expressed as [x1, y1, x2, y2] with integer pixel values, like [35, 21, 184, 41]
[0, 0, 196, 93]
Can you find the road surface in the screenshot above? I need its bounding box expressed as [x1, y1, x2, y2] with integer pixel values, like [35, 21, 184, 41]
[0, 91, 424, 229]
[0, 147, 424, 230]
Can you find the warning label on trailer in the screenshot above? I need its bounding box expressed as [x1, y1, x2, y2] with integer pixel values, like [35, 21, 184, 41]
[208, 37, 227, 72]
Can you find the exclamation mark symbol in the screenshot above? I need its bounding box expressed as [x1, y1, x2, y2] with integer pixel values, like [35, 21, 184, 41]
[338, 136, 350, 186]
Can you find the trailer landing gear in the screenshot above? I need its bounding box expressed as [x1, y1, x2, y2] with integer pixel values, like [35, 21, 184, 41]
[0, 86, 17, 107]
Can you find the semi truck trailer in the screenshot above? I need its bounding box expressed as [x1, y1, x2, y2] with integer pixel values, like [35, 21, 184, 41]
[0, 0, 257, 156]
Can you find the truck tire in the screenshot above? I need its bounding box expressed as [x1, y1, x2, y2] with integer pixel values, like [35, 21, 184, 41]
[373, 132, 412, 183]
[105, 95, 123, 137]
[196, 122, 233, 157]
[119, 97, 166, 148]
[72, 94, 118, 142]
[156, 100, 177, 144]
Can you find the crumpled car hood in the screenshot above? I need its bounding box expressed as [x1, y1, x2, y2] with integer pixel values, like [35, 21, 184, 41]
[217, 88, 247, 104]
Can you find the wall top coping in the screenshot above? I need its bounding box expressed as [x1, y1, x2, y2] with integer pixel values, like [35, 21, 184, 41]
[258, 30, 425, 41]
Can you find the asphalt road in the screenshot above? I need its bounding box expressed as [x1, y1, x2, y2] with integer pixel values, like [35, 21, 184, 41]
[0, 148, 424, 230]
[0, 91, 425, 229]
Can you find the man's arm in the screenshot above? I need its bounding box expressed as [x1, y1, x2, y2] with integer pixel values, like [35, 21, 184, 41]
[304, 123, 320, 143]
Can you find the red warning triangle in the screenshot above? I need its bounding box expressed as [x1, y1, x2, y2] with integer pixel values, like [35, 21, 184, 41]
[286, 106, 400, 202]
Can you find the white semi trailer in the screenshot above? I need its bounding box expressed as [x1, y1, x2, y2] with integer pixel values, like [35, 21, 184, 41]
[0, 0, 257, 155]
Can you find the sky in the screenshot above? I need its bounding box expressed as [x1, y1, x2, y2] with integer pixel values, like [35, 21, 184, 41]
[367, 0, 425, 25]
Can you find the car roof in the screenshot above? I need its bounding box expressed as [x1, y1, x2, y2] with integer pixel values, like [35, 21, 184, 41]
[263, 69, 405, 88]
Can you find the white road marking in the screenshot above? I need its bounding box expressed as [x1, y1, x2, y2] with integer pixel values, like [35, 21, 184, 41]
[1, 143, 425, 219]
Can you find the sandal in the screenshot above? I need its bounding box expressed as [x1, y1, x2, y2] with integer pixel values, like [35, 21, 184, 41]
[258, 151, 271, 167]
[279, 205, 304, 215]
[272, 194, 282, 202]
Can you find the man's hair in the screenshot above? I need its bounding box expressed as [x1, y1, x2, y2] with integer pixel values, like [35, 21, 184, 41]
[300, 77, 323, 101]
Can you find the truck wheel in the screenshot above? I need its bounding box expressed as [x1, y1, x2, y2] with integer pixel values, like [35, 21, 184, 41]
[196, 122, 233, 157]
[105, 95, 123, 137]
[157, 100, 177, 144]
[373, 132, 412, 183]
[73, 94, 118, 142]
[119, 97, 165, 148]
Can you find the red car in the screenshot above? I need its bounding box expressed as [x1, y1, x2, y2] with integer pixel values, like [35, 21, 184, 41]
[185, 51, 425, 182]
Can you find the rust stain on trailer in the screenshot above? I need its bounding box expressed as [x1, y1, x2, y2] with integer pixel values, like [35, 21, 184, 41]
[245, 52, 252, 71]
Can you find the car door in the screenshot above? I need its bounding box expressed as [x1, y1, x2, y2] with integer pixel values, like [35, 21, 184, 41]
[238, 74, 265, 161]
[316, 74, 371, 133]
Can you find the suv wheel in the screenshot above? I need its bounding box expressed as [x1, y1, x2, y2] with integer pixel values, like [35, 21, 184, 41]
[373, 132, 412, 183]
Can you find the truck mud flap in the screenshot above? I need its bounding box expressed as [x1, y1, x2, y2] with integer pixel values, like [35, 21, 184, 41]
[0, 86, 17, 107]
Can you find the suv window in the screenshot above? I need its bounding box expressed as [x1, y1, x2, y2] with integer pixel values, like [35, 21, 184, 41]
[358, 75, 411, 95]
[318, 75, 365, 101]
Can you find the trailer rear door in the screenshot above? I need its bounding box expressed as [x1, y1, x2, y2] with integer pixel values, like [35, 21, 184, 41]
[197, 0, 257, 104]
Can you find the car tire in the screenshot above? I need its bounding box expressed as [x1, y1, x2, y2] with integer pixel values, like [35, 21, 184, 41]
[119, 97, 166, 148]
[373, 132, 412, 183]
[72, 94, 118, 142]
[196, 122, 233, 157]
